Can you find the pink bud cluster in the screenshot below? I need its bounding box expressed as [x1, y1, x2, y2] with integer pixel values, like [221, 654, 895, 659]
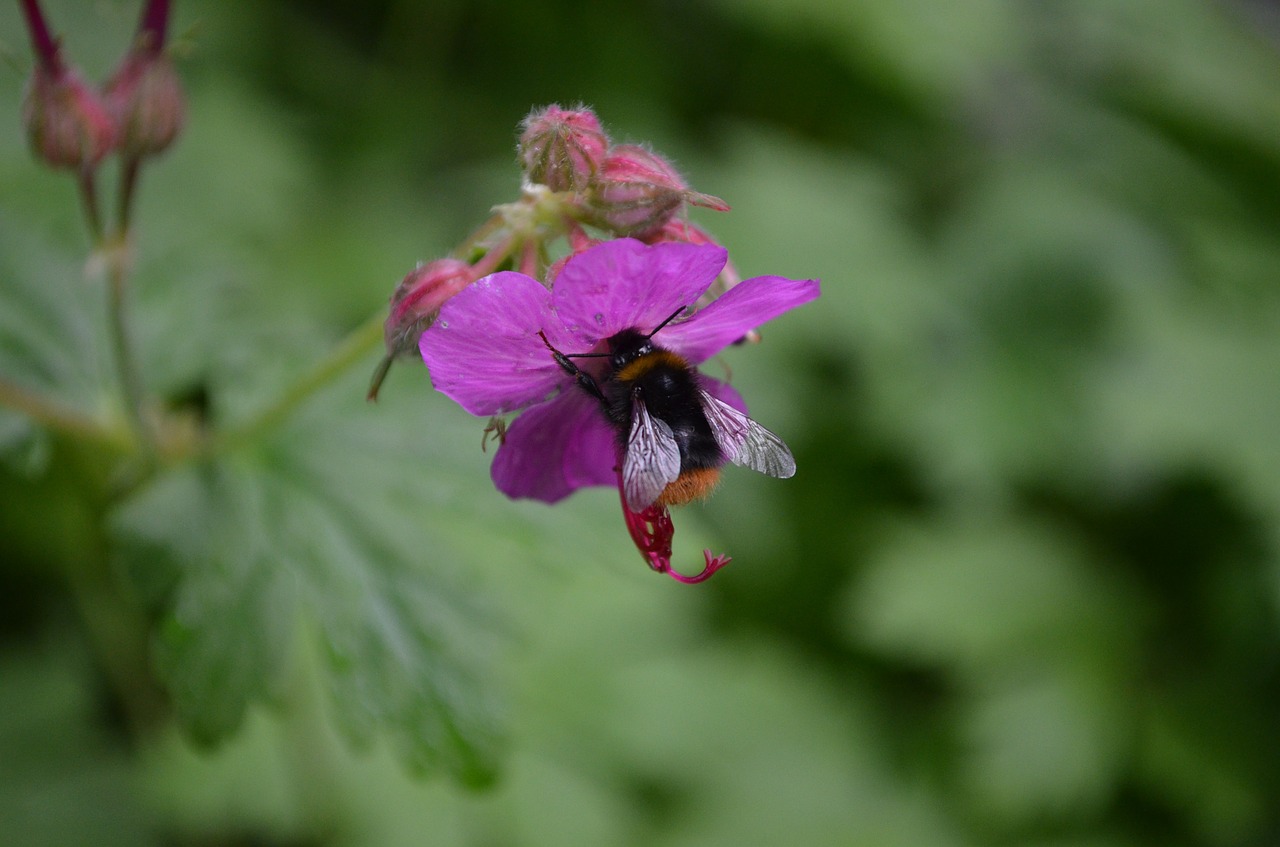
[372, 103, 744, 399]
[517, 105, 608, 193]
[517, 106, 731, 239]
[19, 0, 185, 174]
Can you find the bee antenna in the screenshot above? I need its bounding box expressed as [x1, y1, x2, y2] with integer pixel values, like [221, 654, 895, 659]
[647, 305, 690, 339]
[539, 329, 609, 359]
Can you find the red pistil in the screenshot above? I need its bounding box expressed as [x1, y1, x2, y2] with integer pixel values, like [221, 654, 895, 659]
[616, 470, 731, 584]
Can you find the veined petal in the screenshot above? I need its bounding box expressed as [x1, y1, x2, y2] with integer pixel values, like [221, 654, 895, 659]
[553, 239, 727, 339]
[660, 275, 821, 364]
[491, 391, 617, 503]
[419, 271, 579, 416]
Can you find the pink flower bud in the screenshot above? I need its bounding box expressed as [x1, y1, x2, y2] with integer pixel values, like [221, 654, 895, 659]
[517, 104, 609, 193]
[19, 0, 116, 171]
[102, 27, 185, 161]
[22, 64, 118, 171]
[383, 258, 474, 358]
[587, 145, 729, 238]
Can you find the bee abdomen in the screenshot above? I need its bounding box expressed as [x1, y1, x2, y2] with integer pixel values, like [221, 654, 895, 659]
[657, 466, 722, 506]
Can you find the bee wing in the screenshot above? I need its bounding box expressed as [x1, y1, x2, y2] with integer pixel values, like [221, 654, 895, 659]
[700, 390, 797, 479]
[623, 392, 682, 511]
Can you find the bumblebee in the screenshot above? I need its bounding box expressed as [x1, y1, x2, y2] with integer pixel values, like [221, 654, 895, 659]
[540, 308, 796, 511]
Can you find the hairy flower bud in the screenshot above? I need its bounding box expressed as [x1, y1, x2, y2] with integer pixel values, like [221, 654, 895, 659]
[103, 47, 185, 159]
[369, 257, 475, 401]
[22, 64, 117, 171]
[518, 104, 608, 193]
[587, 145, 729, 238]
[19, 0, 116, 171]
[383, 258, 474, 358]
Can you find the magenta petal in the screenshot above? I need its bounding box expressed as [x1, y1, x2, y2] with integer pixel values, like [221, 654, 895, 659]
[419, 271, 580, 416]
[491, 390, 617, 503]
[553, 239, 727, 339]
[661, 275, 821, 364]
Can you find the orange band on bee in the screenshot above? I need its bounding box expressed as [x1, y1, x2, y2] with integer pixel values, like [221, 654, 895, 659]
[615, 349, 690, 384]
[657, 466, 722, 507]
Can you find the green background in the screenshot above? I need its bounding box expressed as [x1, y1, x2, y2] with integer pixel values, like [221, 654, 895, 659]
[2, 0, 1280, 844]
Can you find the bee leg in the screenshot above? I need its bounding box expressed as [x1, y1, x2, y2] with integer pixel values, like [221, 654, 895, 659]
[538, 330, 605, 401]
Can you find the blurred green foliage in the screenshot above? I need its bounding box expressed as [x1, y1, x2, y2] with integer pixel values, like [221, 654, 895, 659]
[2, 0, 1280, 845]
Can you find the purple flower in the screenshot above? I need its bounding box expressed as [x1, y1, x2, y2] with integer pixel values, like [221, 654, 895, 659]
[420, 238, 819, 581]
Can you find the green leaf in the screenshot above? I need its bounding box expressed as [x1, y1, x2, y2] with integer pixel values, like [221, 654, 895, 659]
[0, 638, 149, 847]
[0, 407, 51, 476]
[957, 666, 1128, 825]
[0, 211, 105, 393]
[0, 211, 114, 469]
[113, 462, 294, 745]
[845, 515, 1139, 671]
[706, 0, 1020, 109]
[110, 370, 504, 784]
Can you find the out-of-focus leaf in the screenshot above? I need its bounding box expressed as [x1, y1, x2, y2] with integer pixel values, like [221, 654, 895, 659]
[604, 640, 970, 847]
[0, 408, 50, 476]
[116, 462, 294, 744]
[1093, 296, 1280, 540]
[111, 370, 505, 784]
[1054, 0, 1280, 177]
[846, 515, 1139, 825]
[0, 213, 113, 468]
[1135, 689, 1267, 844]
[846, 515, 1139, 671]
[0, 215, 103, 398]
[0, 639, 149, 847]
[957, 666, 1128, 825]
[706, 0, 1020, 109]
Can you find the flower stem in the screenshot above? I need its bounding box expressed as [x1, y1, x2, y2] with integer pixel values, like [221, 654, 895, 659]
[136, 0, 172, 54]
[103, 237, 154, 454]
[117, 156, 142, 234]
[210, 312, 384, 454]
[19, 0, 62, 74]
[77, 170, 105, 243]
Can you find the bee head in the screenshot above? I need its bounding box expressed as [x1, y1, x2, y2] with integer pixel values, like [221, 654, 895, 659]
[606, 328, 653, 370]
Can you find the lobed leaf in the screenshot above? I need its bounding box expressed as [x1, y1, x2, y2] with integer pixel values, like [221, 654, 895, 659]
[111, 374, 504, 784]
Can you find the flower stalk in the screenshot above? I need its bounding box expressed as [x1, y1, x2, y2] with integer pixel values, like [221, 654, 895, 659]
[13, 0, 189, 458]
[103, 239, 154, 453]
